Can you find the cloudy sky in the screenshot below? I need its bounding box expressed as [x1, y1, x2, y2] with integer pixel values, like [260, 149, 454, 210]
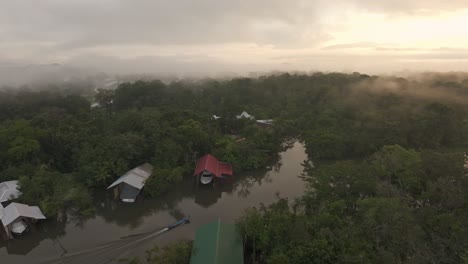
[1, 0, 468, 75]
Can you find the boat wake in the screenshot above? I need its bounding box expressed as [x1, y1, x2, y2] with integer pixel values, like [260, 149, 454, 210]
[39, 217, 190, 264]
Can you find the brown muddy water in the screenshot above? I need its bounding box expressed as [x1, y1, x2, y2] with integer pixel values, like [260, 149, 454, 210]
[0, 142, 308, 264]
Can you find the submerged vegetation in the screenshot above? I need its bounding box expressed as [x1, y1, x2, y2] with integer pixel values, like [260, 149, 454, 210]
[0, 72, 467, 262]
[238, 146, 468, 263]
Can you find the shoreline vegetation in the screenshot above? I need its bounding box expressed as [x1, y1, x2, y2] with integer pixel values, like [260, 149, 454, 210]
[0, 72, 467, 263]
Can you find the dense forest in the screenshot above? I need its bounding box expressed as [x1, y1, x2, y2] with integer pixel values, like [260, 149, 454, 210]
[0, 72, 467, 263]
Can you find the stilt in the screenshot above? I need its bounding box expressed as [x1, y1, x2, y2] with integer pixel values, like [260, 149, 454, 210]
[4, 225, 13, 240]
[113, 187, 119, 200]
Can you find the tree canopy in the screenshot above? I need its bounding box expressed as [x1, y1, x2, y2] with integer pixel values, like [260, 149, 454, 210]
[1, 72, 467, 263]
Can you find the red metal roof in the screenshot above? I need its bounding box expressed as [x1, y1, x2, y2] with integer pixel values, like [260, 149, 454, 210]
[193, 154, 233, 178]
[218, 162, 233, 177]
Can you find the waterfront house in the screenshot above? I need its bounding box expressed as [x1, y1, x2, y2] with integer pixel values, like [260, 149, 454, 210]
[193, 154, 233, 185]
[0, 202, 46, 239]
[0, 180, 21, 203]
[107, 163, 154, 203]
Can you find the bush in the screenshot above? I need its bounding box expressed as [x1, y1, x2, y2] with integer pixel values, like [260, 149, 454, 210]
[144, 167, 186, 197]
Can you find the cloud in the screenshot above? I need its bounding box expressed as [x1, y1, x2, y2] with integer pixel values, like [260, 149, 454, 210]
[1, 0, 468, 77]
[322, 42, 380, 50]
[352, 75, 468, 105]
[345, 0, 468, 14]
[66, 54, 265, 74]
[0, 0, 323, 49]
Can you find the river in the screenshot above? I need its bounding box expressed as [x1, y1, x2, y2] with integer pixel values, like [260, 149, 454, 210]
[0, 141, 308, 263]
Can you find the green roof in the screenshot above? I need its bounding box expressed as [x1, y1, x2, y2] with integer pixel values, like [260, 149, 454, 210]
[190, 220, 244, 264]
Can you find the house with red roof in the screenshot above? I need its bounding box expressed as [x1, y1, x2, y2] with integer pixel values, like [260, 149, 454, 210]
[193, 154, 233, 184]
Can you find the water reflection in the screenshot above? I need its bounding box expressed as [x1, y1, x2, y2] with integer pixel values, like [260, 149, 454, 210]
[0, 141, 308, 264]
[0, 217, 67, 256]
[194, 184, 225, 208]
[94, 185, 193, 228]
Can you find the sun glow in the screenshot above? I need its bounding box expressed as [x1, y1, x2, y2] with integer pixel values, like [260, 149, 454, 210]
[325, 9, 468, 50]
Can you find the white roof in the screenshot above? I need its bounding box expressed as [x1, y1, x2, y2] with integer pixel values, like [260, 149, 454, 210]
[1, 202, 46, 227]
[236, 111, 255, 120]
[256, 119, 274, 125]
[0, 180, 22, 202]
[0, 203, 4, 220]
[107, 163, 153, 190]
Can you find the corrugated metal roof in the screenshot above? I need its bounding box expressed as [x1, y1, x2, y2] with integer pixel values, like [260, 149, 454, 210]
[194, 154, 220, 177]
[1, 202, 46, 227]
[0, 180, 22, 202]
[190, 220, 244, 264]
[0, 203, 4, 220]
[193, 155, 233, 178]
[107, 163, 153, 190]
[218, 163, 233, 177]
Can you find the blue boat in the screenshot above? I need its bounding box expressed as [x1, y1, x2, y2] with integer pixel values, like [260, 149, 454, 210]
[168, 216, 191, 229]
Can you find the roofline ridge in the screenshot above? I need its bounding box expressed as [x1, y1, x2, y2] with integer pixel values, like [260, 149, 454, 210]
[204, 154, 210, 172]
[214, 218, 221, 264]
[131, 171, 149, 179]
[11, 202, 20, 221]
[132, 166, 152, 175]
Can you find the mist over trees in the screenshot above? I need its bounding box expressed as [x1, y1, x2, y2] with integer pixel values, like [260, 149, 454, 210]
[0, 72, 467, 263]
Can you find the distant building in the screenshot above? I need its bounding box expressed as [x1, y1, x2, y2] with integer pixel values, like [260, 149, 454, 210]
[0, 180, 21, 203]
[193, 154, 233, 184]
[90, 102, 101, 108]
[190, 220, 244, 264]
[0, 202, 46, 239]
[107, 163, 154, 203]
[464, 153, 468, 169]
[255, 119, 274, 126]
[236, 111, 255, 120]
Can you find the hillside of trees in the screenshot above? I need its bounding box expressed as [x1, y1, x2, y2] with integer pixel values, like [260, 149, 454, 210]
[0, 72, 467, 262]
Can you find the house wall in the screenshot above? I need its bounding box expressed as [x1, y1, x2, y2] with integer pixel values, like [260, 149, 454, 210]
[2, 224, 13, 240]
[113, 186, 120, 199]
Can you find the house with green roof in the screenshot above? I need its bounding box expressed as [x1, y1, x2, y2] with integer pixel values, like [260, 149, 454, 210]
[190, 220, 244, 264]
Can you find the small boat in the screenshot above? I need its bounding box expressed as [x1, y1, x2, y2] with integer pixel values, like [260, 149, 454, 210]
[10, 220, 27, 235]
[200, 171, 214, 185]
[120, 216, 191, 240]
[167, 216, 190, 229]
